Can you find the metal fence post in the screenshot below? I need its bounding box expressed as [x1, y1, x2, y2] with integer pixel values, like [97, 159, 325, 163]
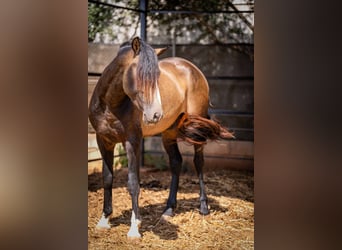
[139, 0, 147, 167]
[139, 0, 147, 41]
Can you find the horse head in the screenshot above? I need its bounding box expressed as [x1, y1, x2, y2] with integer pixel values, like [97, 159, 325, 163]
[123, 37, 167, 124]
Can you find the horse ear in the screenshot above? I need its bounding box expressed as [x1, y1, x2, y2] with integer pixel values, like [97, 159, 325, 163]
[155, 46, 169, 56]
[132, 37, 141, 56]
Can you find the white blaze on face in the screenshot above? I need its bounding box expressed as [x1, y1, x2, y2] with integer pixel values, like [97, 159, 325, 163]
[127, 211, 142, 238]
[143, 81, 163, 124]
[154, 81, 162, 107]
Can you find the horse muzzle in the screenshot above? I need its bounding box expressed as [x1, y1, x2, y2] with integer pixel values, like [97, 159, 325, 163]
[143, 112, 163, 124]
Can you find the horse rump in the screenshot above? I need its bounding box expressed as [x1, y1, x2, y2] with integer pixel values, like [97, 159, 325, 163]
[177, 113, 235, 145]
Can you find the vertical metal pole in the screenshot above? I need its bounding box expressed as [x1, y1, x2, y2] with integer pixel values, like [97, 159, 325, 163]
[139, 0, 147, 167]
[172, 28, 176, 57]
[140, 0, 147, 41]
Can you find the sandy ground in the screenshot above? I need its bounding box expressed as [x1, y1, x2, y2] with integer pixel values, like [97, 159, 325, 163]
[88, 160, 254, 249]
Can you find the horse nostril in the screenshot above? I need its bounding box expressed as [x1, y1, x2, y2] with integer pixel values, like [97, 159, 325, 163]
[153, 112, 161, 122]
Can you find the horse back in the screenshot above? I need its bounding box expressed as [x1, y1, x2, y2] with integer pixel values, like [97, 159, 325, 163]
[159, 57, 209, 117]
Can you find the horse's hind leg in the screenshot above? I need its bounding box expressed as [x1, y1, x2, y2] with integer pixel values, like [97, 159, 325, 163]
[194, 144, 209, 215]
[162, 133, 182, 216]
[96, 134, 115, 229]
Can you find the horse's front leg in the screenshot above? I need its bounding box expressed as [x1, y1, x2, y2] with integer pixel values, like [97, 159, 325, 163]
[125, 138, 142, 238]
[96, 135, 115, 229]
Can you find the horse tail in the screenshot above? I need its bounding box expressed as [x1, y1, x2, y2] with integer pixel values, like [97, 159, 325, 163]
[177, 113, 235, 145]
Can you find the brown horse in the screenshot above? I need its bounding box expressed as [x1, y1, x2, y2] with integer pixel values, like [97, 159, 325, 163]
[88, 37, 234, 238]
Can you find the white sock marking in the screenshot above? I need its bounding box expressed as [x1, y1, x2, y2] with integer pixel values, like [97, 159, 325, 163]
[162, 208, 173, 217]
[96, 213, 111, 229]
[127, 211, 142, 238]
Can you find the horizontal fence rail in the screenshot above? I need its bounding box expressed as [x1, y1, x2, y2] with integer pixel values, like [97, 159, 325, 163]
[88, 0, 254, 14]
[89, 72, 254, 81]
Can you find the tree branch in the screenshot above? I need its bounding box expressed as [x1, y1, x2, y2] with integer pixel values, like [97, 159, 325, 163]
[228, 2, 254, 32]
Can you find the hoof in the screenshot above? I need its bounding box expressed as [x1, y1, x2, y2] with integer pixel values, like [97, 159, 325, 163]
[162, 207, 173, 216]
[200, 208, 210, 215]
[127, 215, 141, 239]
[96, 213, 111, 229]
[161, 207, 174, 221]
[200, 202, 210, 215]
[96, 225, 110, 230]
[127, 228, 141, 239]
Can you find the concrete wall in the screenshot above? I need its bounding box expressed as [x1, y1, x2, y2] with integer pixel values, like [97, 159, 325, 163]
[144, 137, 253, 171]
[88, 134, 253, 171]
[88, 43, 120, 73]
[88, 43, 254, 80]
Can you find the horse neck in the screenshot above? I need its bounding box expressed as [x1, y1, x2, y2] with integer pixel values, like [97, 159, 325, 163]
[98, 62, 128, 109]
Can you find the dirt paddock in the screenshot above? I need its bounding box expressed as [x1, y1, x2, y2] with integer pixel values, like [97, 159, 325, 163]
[88, 160, 254, 249]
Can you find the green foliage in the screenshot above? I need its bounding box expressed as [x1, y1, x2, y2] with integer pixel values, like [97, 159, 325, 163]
[114, 143, 128, 168]
[113, 144, 168, 170]
[88, 2, 115, 42]
[148, 0, 253, 44]
[144, 153, 168, 170]
[88, 0, 254, 44]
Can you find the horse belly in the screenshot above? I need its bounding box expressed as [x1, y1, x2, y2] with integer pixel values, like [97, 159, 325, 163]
[141, 123, 166, 137]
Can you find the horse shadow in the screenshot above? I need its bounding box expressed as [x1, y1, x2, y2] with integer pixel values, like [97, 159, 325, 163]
[89, 168, 248, 240]
[88, 167, 254, 203]
[88, 167, 129, 192]
[108, 196, 227, 240]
